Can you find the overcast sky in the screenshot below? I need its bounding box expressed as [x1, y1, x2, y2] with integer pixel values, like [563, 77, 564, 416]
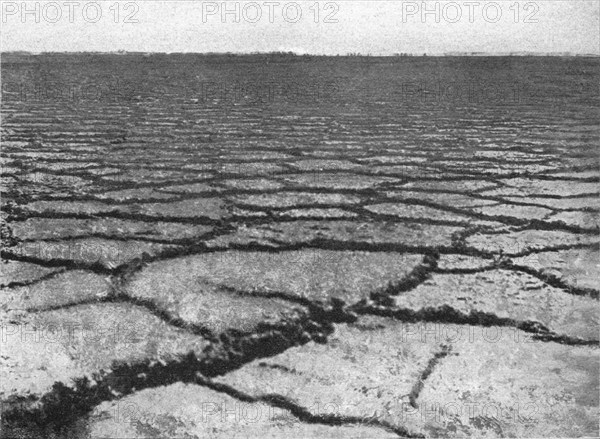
[1, 1, 599, 54]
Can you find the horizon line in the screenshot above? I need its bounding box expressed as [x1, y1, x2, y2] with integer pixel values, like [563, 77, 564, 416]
[2, 51, 599, 58]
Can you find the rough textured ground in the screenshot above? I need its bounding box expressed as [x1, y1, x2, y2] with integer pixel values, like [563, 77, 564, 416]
[1, 54, 599, 438]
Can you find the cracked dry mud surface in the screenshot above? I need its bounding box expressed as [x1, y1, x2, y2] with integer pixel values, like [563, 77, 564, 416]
[1, 55, 599, 438]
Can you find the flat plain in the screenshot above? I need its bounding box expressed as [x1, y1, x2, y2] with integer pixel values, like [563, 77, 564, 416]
[1, 54, 598, 438]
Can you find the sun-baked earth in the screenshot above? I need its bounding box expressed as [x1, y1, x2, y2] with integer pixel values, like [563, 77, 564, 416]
[1, 54, 598, 438]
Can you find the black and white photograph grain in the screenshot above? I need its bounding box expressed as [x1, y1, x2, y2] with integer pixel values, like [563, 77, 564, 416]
[0, 1, 598, 438]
